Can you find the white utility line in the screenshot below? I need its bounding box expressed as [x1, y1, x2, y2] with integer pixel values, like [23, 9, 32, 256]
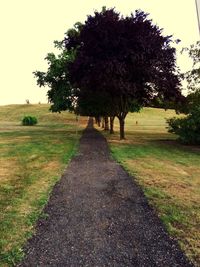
[195, 0, 200, 35]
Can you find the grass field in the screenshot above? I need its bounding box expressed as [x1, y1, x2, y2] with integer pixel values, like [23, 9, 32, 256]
[0, 104, 87, 266]
[1, 105, 199, 266]
[102, 108, 200, 266]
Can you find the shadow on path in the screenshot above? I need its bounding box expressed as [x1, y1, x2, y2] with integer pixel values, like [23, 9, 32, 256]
[19, 118, 193, 267]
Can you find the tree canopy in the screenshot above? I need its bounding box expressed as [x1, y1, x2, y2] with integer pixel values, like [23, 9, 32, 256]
[33, 31, 80, 113]
[66, 8, 182, 138]
[34, 7, 182, 139]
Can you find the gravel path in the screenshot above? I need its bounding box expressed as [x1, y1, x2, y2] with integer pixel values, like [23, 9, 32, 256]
[19, 118, 193, 267]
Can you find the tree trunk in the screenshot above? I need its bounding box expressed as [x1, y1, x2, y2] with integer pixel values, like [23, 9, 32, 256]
[97, 119, 101, 127]
[119, 117, 125, 140]
[102, 118, 105, 129]
[109, 116, 115, 134]
[104, 116, 109, 131]
[96, 116, 101, 127]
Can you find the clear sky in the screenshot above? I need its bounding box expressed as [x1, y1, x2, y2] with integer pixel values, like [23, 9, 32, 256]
[0, 0, 199, 105]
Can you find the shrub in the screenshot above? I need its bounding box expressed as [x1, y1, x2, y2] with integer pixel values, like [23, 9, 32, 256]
[167, 107, 200, 145]
[22, 116, 38, 126]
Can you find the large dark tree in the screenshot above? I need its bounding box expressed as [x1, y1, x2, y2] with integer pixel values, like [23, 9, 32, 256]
[66, 8, 182, 139]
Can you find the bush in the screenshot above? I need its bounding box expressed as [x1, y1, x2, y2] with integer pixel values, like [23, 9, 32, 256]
[22, 116, 38, 126]
[167, 107, 200, 144]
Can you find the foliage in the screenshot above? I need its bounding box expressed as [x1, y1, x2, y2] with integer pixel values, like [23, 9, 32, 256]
[167, 88, 200, 145]
[148, 95, 186, 111]
[34, 7, 181, 139]
[22, 116, 38, 126]
[167, 41, 200, 144]
[33, 29, 80, 113]
[167, 107, 200, 144]
[182, 89, 200, 114]
[182, 41, 200, 91]
[66, 8, 182, 139]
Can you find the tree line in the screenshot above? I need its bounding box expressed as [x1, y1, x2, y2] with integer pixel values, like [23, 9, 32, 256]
[34, 7, 185, 139]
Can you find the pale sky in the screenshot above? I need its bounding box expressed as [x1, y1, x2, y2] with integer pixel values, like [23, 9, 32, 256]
[0, 0, 199, 105]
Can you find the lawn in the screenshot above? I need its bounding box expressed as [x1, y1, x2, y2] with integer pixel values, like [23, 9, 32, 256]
[0, 104, 87, 266]
[102, 108, 200, 266]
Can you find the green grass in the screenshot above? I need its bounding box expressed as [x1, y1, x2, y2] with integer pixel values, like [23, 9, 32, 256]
[0, 104, 87, 266]
[101, 108, 200, 266]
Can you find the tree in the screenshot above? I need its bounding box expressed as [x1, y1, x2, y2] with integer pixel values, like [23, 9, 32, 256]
[167, 106, 200, 145]
[66, 8, 182, 139]
[178, 89, 200, 114]
[33, 48, 75, 112]
[34, 23, 83, 113]
[166, 42, 200, 144]
[75, 87, 115, 132]
[182, 41, 200, 92]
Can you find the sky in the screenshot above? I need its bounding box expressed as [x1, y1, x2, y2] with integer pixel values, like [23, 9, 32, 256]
[0, 0, 199, 105]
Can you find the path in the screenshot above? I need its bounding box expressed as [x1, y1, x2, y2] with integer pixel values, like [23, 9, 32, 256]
[19, 118, 193, 267]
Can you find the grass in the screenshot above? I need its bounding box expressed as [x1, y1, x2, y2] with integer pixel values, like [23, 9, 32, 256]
[0, 104, 87, 266]
[101, 107, 200, 266]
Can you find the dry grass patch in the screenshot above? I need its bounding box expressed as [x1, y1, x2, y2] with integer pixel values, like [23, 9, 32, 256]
[125, 158, 200, 205]
[0, 158, 18, 183]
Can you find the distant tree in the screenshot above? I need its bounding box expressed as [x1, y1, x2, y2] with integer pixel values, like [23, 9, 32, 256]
[75, 87, 115, 132]
[66, 8, 182, 139]
[148, 95, 186, 111]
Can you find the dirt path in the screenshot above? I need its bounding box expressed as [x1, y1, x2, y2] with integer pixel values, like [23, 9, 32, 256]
[19, 118, 193, 267]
